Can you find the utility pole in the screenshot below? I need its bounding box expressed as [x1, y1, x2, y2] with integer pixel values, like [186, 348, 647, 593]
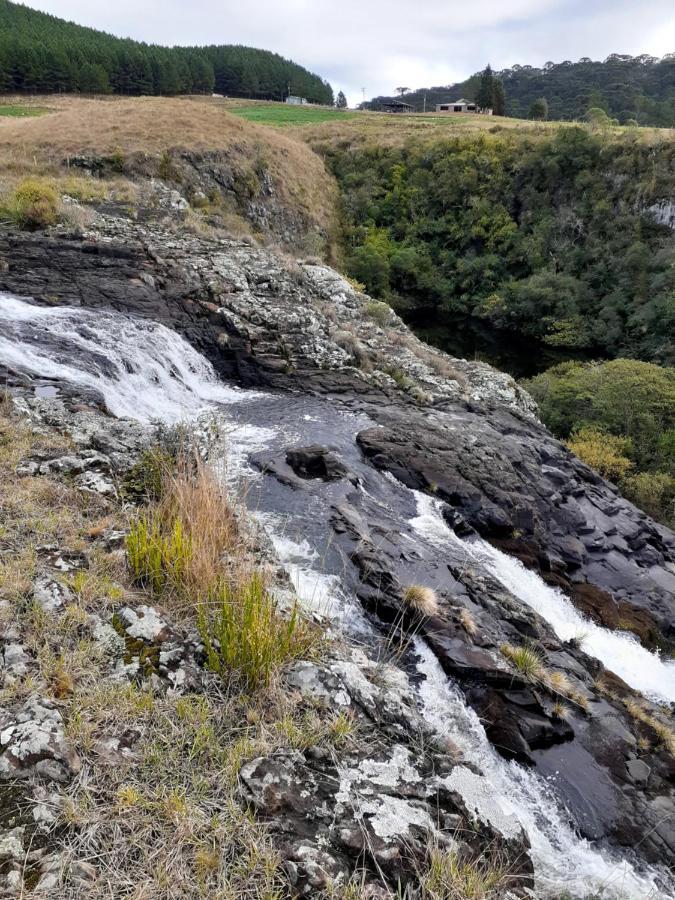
[361, 87, 366, 106]
[423, 92, 427, 113]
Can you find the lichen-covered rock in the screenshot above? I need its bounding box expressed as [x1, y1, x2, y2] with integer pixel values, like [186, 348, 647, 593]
[240, 743, 532, 896]
[32, 576, 73, 614]
[0, 698, 80, 783]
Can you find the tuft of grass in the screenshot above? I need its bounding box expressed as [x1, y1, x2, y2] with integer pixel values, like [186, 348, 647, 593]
[551, 702, 569, 720]
[198, 571, 313, 690]
[421, 846, 513, 899]
[126, 515, 192, 595]
[623, 700, 675, 755]
[546, 671, 573, 696]
[459, 608, 477, 637]
[403, 584, 439, 616]
[4, 176, 59, 229]
[500, 643, 545, 682]
[126, 458, 242, 608]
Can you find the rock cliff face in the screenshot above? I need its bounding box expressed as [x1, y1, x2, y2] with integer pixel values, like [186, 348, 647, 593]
[1, 210, 674, 892]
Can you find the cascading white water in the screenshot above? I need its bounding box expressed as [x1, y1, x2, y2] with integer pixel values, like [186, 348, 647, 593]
[0, 293, 253, 422]
[415, 637, 665, 899]
[410, 492, 675, 705]
[1, 295, 671, 899]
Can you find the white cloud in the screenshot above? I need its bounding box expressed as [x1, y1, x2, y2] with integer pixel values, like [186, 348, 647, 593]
[22, 0, 675, 107]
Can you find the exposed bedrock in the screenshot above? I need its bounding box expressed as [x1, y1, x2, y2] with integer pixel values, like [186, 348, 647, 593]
[1, 218, 675, 871]
[2, 222, 672, 654]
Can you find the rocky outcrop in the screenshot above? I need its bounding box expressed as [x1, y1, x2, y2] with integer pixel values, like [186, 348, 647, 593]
[1, 212, 675, 886]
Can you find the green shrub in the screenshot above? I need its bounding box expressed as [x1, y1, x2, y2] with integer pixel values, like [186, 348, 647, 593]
[364, 299, 392, 326]
[121, 448, 173, 503]
[8, 178, 59, 229]
[198, 572, 312, 690]
[624, 471, 675, 526]
[566, 425, 634, 482]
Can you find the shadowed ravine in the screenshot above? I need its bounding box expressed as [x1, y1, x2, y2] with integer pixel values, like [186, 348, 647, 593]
[1, 293, 673, 898]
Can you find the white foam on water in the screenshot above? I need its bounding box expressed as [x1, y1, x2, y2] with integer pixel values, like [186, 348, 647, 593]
[0, 294, 257, 423]
[414, 637, 668, 899]
[257, 513, 369, 634]
[411, 492, 675, 705]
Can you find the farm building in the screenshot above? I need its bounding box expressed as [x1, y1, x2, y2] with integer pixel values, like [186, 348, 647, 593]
[435, 99, 493, 115]
[380, 100, 414, 113]
[286, 95, 308, 105]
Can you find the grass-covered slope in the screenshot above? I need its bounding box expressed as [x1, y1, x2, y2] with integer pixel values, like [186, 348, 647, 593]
[0, 95, 340, 249]
[0, 0, 333, 103]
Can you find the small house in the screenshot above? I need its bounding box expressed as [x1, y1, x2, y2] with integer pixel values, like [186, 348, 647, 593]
[286, 95, 308, 106]
[380, 100, 414, 114]
[435, 99, 492, 115]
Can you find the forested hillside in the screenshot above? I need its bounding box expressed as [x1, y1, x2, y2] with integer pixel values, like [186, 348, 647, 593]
[369, 54, 675, 126]
[0, 0, 333, 102]
[325, 127, 675, 367]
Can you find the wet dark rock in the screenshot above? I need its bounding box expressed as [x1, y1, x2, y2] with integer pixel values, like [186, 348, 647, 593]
[285, 445, 354, 482]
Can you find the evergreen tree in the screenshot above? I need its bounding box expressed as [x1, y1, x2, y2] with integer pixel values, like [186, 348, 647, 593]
[336, 90, 348, 108]
[476, 64, 495, 110]
[493, 79, 506, 115]
[0, 0, 333, 103]
[78, 61, 111, 94]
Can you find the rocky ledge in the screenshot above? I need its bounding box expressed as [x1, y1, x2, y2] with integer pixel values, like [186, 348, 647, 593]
[1, 216, 673, 650]
[1, 210, 674, 887]
[0, 397, 534, 897]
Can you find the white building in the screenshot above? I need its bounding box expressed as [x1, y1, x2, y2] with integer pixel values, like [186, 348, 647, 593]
[435, 99, 493, 115]
[286, 95, 309, 106]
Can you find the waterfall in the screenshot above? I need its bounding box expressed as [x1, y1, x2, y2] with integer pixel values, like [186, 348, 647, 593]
[414, 638, 664, 899]
[410, 492, 675, 705]
[0, 293, 253, 422]
[0, 294, 671, 899]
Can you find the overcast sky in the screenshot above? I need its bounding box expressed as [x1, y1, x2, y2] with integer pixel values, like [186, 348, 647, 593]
[24, 0, 675, 106]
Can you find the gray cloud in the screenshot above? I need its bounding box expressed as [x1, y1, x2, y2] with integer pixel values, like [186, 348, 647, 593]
[25, 0, 675, 105]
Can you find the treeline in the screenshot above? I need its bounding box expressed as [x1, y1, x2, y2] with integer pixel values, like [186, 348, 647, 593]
[0, 0, 333, 103]
[325, 128, 675, 366]
[368, 54, 675, 126]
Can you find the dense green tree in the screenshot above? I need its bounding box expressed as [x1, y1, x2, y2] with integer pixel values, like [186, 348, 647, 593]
[324, 128, 675, 366]
[529, 97, 548, 119]
[492, 80, 506, 116]
[0, 0, 333, 103]
[78, 62, 111, 94]
[336, 90, 348, 109]
[523, 359, 675, 525]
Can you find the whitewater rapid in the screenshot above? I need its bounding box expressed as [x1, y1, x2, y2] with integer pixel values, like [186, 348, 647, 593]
[411, 492, 675, 705]
[0, 293, 671, 899]
[0, 293, 252, 422]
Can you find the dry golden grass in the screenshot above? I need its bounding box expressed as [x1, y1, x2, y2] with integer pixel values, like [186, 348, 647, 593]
[403, 584, 439, 616]
[299, 108, 675, 152]
[126, 456, 246, 610]
[0, 407, 342, 896]
[0, 94, 339, 239]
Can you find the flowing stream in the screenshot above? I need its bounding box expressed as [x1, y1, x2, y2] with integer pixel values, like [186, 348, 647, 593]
[0, 293, 672, 899]
[411, 493, 675, 706]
